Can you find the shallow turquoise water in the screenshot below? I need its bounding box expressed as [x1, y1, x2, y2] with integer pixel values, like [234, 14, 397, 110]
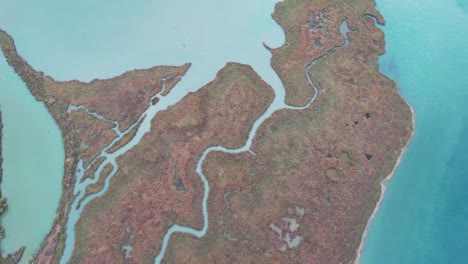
[4, 0, 467, 263]
[0, 0, 284, 93]
[0, 0, 286, 262]
[361, 0, 468, 263]
[0, 53, 64, 261]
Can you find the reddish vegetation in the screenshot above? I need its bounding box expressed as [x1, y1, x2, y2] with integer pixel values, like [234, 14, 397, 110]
[107, 118, 143, 154]
[65, 109, 117, 165]
[0, 30, 190, 166]
[2, 246, 25, 264]
[164, 0, 412, 263]
[81, 156, 106, 182]
[270, 1, 342, 106]
[270, 0, 385, 107]
[35, 224, 62, 264]
[0, 30, 190, 264]
[0, 0, 413, 263]
[203, 151, 257, 194]
[42, 64, 190, 132]
[47, 63, 190, 166]
[72, 63, 274, 263]
[76, 162, 114, 209]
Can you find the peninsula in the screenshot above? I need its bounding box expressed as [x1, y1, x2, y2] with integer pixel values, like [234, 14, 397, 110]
[0, 112, 24, 264]
[163, 1, 413, 262]
[0, 0, 413, 263]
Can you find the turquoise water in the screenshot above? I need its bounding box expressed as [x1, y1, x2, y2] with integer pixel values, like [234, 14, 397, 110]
[4, 0, 467, 263]
[361, 0, 468, 263]
[0, 0, 285, 93]
[0, 0, 287, 262]
[0, 53, 64, 261]
[458, 0, 468, 12]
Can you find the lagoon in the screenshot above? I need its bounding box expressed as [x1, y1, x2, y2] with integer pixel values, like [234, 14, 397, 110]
[0, 0, 286, 262]
[0, 53, 64, 261]
[3, 0, 462, 262]
[360, 0, 468, 263]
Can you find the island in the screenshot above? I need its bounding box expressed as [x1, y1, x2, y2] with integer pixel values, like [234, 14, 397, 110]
[0, 0, 413, 263]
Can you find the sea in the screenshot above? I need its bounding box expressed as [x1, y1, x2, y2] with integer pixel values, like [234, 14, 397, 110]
[360, 0, 468, 263]
[0, 0, 284, 262]
[1, 0, 468, 263]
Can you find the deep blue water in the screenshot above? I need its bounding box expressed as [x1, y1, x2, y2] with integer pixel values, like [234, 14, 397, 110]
[361, 0, 468, 263]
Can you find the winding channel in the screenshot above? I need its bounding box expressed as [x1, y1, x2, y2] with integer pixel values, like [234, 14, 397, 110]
[59, 20, 351, 264]
[154, 19, 351, 263]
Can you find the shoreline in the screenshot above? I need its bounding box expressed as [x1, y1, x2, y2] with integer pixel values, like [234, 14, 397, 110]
[1, 1, 416, 262]
[353, 99, 416, 264]
[0, 111, 3, 197]
[0, 28, 193, 263]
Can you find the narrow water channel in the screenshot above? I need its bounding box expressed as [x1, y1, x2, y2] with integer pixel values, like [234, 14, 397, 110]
[0, 1, 354, 263]
[154, 20, 351, 263]
[0, 1, 285, 262]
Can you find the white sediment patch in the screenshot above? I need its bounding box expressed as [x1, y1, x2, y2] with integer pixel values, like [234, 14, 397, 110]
[121, 245, 133, 260]
[284, 233, 303, 249]
[270, 223, 283, 240]
[282, 217, 300, 232]
[295, 206, 305, 218]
